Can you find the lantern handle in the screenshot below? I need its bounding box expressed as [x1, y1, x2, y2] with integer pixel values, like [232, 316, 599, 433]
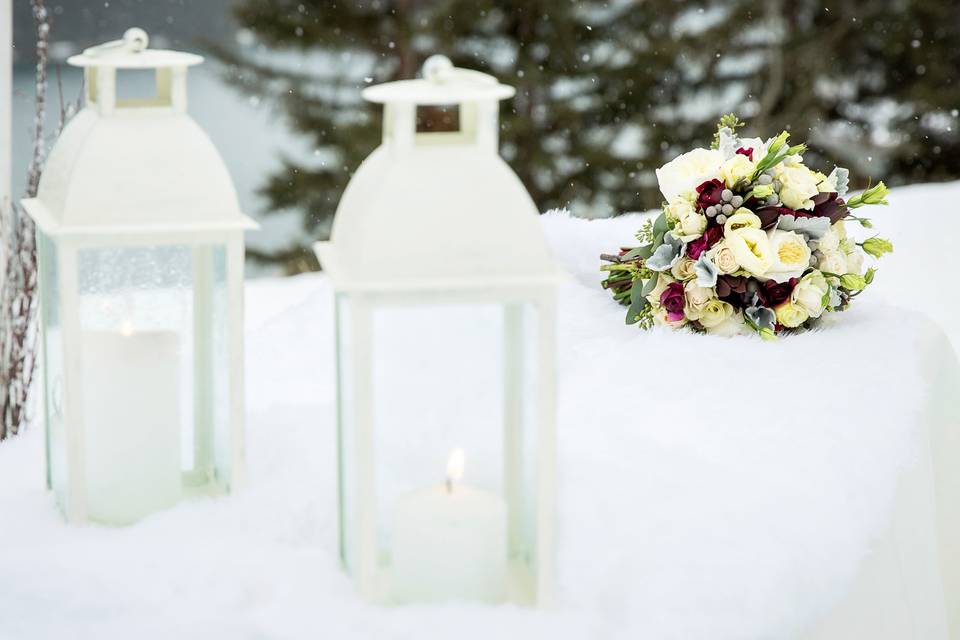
[422, 54, 497, 87]
[83, 28, 149, 58]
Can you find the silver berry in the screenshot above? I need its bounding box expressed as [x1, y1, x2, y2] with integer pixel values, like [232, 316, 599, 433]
[721, 189, 733, 202]
[758, 174, 773, 185]
[772, 179, 782, 191]
[721, 203, 734, 215]
[716, 214, 728, 225]
[766, 195, 779, 205]
[705, 205, 717, 217]
[809, 255, 819, 267]
[730, 195, 743, 208]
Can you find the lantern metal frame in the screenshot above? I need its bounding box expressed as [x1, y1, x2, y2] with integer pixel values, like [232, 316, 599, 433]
[22, 39, 257, 524]
[316, 56, 561, 605]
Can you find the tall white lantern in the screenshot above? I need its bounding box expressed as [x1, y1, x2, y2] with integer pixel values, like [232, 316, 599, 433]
[21, 32, 256, 525]
[315, 56, 560, 605]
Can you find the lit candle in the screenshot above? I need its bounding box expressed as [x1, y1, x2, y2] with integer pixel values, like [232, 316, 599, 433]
[391, 448, 507, 603]
[80, 322, 182, 524]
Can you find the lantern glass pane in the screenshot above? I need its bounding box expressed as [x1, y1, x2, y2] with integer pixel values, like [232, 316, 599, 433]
[38, 232, 67, 507]
[71, 243, 230, 524]
[336, 294, 543, 604]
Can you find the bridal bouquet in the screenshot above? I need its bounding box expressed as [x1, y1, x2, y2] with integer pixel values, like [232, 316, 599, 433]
[601, 116, 893, 339]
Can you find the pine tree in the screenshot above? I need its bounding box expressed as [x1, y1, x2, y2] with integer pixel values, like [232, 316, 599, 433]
[215, 0, 960, 272]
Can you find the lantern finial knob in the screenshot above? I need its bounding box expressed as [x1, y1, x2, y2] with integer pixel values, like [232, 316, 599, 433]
[83, 27, 150, 57]
[422, 54, 454, 83]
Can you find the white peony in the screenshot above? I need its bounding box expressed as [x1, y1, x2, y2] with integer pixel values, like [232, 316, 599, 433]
[775, 163, 820, 210]
[725, 227, 773, 276]
[792, 270, 829, 318]
[720, 154, 755, 188]
[656, 148, 725, 202]
[765, 229, 812, 282]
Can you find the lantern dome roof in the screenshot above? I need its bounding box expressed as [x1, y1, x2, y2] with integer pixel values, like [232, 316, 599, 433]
[22, 33, 255, 237]
[316, 145, 561, 293]
[317, 55, 559, 292]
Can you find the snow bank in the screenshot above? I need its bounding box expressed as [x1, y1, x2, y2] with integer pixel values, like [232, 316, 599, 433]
[0, 182, 956, 640]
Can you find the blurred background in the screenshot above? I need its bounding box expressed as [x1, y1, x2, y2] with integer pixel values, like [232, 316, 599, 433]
[10, 0, 960, 275]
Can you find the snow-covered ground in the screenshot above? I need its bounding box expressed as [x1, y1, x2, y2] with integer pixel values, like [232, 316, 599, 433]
[0, 182, 956, 640]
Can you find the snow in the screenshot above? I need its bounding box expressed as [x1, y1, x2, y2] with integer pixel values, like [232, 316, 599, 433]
[1, 182, 957, 640]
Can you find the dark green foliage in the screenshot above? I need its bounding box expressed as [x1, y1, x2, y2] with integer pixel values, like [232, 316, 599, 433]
[214, 0, 960, 272]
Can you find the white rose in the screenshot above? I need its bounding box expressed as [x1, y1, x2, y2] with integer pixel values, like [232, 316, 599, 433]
[698, 299, 735, 329]
[845, 249, 864, 274]
[817, 227, 840, 252]
[655, 148, 725, 202]
[673, 208, 707, 242]
[725, 227, 773, 276]
[774, 301, 810, 328]
[683, 281, 714, 320]
[720, 154, 755, 188]
[791, 270, 829, 318]
[671, 255, 698, 281]
[775, 164, 820, 210]
[646, 273, 676, 308]
[818, 249, 848, 275]
[765, 229, 812, 282]
[708, 241, 740, 274]
[833, 219, 848, 240]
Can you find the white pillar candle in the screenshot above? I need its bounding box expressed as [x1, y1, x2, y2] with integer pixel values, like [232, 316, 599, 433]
[80, 326, 182, 524]
[391, 449, 507, 603]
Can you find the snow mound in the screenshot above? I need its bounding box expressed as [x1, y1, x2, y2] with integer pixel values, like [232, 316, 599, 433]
[0, 183, 956, 640]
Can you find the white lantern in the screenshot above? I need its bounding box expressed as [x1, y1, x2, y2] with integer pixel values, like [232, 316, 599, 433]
[315, 56, 560, 605]
[21, 32, 256, 525]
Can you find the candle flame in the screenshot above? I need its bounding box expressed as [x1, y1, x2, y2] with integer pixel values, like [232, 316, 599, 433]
[446, 448, 465, 485]
[119, 320, 134, 337]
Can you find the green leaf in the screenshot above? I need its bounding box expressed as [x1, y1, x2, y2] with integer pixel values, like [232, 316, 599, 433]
[640, 276, 658, 297]
[864, 267, 877, 285]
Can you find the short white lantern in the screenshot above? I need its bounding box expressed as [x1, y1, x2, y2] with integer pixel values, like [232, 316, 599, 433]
[315, 56, 560, 605]
[21, 33, 257, 525]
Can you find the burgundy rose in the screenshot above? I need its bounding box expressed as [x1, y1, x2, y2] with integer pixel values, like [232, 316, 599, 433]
[696, 178, 724, 210]
[686, 226, 723, 259]
[660, 282, 686, 321]
[755, 206, 795, 230]
[812, 192, 846, 223]
[758, 278, 798, 308]
[735, 146, 754, 161]
[716, 275, 749, 307]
